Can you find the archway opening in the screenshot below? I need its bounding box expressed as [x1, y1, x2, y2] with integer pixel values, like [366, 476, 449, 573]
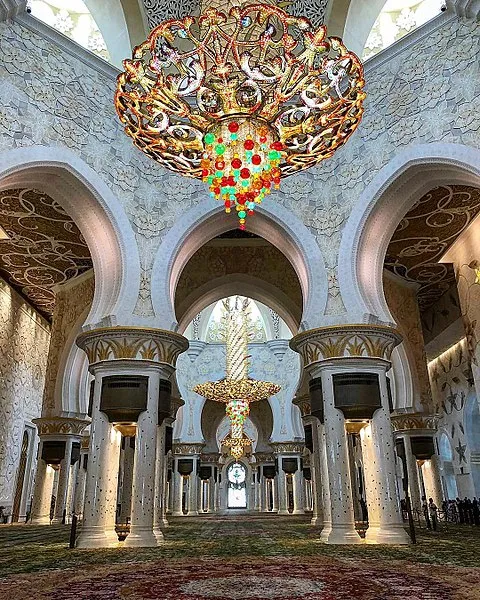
[227, 462, 248, 509]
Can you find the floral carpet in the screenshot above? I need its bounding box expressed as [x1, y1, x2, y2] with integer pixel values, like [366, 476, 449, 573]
[0, 516, 479, 599]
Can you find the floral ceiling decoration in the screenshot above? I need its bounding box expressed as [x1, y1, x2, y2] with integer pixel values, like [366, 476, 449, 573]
[29, 0, 110, 61]
[384, 185, 480, 312]
[115, 1, 365, 228]
[0, 188, 92, 318]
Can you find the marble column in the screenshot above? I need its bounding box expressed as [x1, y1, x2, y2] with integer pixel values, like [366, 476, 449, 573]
[402, 434, 422, 511]
[320, 367, 362, 543]
[74, 451, 88, 518]
[171, 459, 184, 516]
[292, 457, 305, 514]
[119, 436, 135, 524]
[310, 418, 325, 526]
[76, 375, 122, 548]
[422, 455, 443, 508]
[53, 438, 74, 523]
[276, 460, 289, 515]
[30, 446, 55, 525]
[153, 423, 168, 531]
[126, 366, 171, 547]
[75, 326, 188, 548]
[188, 457, 200, 516]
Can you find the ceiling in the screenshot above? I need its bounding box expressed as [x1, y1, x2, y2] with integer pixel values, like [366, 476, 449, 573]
[0, 188, 92, 319]
[384, 185, 480, 312]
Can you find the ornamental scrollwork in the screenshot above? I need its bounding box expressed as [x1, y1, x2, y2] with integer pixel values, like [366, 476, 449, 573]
[293, 394, 311, 416]
[270, 441, 304, 454]
[290, 325, 402, 366]
[390, 413, 438, 433]
[76, 327, 189, 366]
[173, 442, 205, 455]
[33, 417, 90, 436]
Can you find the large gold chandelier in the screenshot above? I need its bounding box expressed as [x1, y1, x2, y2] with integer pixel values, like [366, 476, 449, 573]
[115, 1, 365, 229]
[194, 297, 280, 459]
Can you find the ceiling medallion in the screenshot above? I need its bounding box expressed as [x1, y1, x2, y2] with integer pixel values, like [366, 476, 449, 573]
[194, 297, 280, 459]
[115, 2, 365, 229]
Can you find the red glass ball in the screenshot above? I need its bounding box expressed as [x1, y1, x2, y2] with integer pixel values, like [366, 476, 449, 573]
[244, 139, 255, 151]
[231, 158, 242, 169]
[251, 154, 262, 165]
[201, 169, 209, 178]
[213, 187, 221, 195]
[228, 122, 239, 133]
[271, 141, 283, 151]
[259, 136, 267, 144]
[237, 196, 246, 205]
[215, 160, 225, 170]
[240, 168, 251, 179]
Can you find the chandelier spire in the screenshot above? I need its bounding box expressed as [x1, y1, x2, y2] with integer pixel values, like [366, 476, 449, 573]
[194, 297, 280, 459]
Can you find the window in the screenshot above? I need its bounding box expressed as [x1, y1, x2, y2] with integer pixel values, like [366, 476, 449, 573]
[363, 0, 444, 59]
[30, 0, 110, 61]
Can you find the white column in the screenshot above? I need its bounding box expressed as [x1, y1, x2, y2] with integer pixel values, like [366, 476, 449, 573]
[30, 444, 55, 525]
[360, 423, 380, 537]
[209, 474, 216, 512]
[276, 459, 289, 515]
[188, 458, 199, 516]
[172, 460, 183, 516]
[76, 374, 122, 549]
[364, 368, 410, 544]
[65, 459, 78, 523]
[125, 369, 162, 547]
[403, 435, 422, 511]
[292, 457, 305, 514]
[422, 455, 443, 508]
[309, 418, 324, 526]
[73, 452, 88, 518]
[319, 368, 362, 544]
[119, 436, 135, 524]
[53, 438, 74, 523]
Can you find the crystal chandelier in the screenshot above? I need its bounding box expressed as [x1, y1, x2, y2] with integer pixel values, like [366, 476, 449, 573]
[115, 1, 365, 229]
[194, 297, 280, 459]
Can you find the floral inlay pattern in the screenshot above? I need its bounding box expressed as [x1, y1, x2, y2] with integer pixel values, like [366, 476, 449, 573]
[384, 185, 480, 311]
[0, 188, 92, 318]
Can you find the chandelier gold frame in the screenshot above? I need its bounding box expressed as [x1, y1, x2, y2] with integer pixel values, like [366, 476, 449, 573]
[115, 3, 365, 227]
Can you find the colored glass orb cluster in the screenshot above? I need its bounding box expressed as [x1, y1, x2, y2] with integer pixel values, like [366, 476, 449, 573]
[202, 120, 283, 230]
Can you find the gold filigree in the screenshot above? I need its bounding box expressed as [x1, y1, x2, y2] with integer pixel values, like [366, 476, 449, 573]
[391, 413, 438, 433]
[33, 417, 90, 436]
[290, 324, 402, 366]
[77, 327, 189, 366]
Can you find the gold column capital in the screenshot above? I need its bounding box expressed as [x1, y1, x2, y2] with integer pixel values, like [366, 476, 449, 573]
[290, 324, 402, 368]
[76, 326, 188, 367]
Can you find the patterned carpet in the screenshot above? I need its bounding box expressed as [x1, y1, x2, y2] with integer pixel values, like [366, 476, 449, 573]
[0, 516, 479, 599]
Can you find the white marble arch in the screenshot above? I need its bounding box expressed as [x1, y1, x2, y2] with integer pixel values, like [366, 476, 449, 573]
[0, 145, 140, 328]
[57, 301, 91, 417]
[338, 142, 480, 326]
[151, 196, 329, 332]
[176, 273, 300, 336]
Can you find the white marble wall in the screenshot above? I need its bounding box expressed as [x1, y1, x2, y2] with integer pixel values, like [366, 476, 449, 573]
[0, 277, 50, 514]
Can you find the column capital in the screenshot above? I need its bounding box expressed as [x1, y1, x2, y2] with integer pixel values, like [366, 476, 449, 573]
[270, 441, 305, 454]
[293, 394, 311, 417]
[77, 327, 188, 367]
[391, 412, 438, 434]
[253, 452, 275, 463]
[172, 442, 205, 456]
[290, 324, 402, 369]
[169, 396, 184, 422]
[200, 452, 221, 463]
[33, 416, 90, 438]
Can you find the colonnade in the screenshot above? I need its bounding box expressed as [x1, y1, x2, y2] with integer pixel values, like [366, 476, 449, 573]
[28, 323, 447, 547]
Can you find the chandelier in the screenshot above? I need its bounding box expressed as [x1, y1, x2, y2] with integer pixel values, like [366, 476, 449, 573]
[115, 2, 365, 229]
[194, 297, 280, 459]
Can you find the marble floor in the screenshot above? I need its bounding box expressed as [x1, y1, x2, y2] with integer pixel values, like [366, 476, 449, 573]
[0, 516, 479, 599]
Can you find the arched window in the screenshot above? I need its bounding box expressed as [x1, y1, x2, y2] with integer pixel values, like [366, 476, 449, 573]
[227, 462, 247, 508]
[363, 0, 444, 59]
[29, 0, 110, 61]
